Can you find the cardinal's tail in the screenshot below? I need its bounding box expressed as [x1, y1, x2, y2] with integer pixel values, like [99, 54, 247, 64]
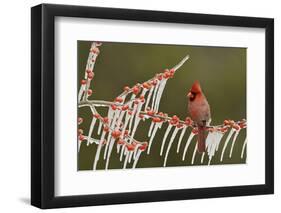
[197, 126, 206, 153]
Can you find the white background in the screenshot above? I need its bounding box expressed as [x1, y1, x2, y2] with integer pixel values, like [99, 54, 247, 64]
[56, 18, 265, 196]
[0, 0, 280, 212]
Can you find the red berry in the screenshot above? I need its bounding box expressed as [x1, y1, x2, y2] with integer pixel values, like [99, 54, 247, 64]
[111, 104, 117, 110]
[115, 97, 123, 103]
[87, 72, 94, 79]
[87, 89, 93, 96]
[93, 114, 100, 119]
[151, 79, 158, 86]
[117, 139, 125, 145]
[139, 142, 148, 151]
[103, 117, 109, 123]
[78, 117, 83, 124]
[146, 110, 155, 116]
[157, 74, 163, 80]
[132, 86, 140, 95]
[111, 130, 121, 138]
[142, 82, 151, 89]
[103, 126, 109, 132]
[122, 105, 129, 111]
[79, 134, 85, 141]
[152, 117, 161, 123]
[192, 128, 198, 135]
[169, 69, 175, 77]
[185, 117, 192, 126]
[81, 79, 87, 85]
[126, 144, 135, 151]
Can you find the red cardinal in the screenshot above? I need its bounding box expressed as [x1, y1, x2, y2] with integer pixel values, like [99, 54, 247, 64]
[187, 81, 211, 153]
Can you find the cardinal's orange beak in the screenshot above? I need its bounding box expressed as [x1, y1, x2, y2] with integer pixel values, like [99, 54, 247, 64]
[187, 91, 192, 98]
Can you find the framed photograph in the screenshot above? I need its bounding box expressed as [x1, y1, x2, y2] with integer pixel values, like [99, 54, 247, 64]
[31, 3, 274, 209]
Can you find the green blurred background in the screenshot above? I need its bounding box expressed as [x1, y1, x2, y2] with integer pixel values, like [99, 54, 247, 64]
[78, 41, 246, 170]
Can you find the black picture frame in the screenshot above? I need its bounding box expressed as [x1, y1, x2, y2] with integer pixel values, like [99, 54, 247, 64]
[31, 3, 274, 209]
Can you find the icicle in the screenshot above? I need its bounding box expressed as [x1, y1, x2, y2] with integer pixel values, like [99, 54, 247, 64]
[148, 122, 155, 137]
[138, 88, 148, 112]
[87, 117, 97, 146]
[123, 150, 130, 169]
[182, 132, 195, 161]
[117, 144, 121, 153]
[163, 127, 179, 167]
[105, 137, 116, 170]
[208, 156, 212, 165]
[78, 141, 81, 152]
[132, 150, 142, 169]
[191, 144, 197, 165]
[206, 131, 224, 161]
[147, 122, 162, 154]
[220, 129, 235, 162]
[78, 85, 85, 102]
[154, 79, 167, 112]
[160, 124, 173, 156]
[151, 80, 161, 111]
[128, 149, 134, 163]
[241, 138, 247, 159]
[177, 126, 187, 153]
[144, 87, 154, 110]
[129, 93, 146, 143]
[104, 109, 120, 160]
[201, 152, 205, 164]
[116, 111, 125, 129]
[128, 104, 137, 134]
[229, 130, 240, 158]
[93, 131, 106, 170]
[133, 144, 141, 159]
[120, 144, 126, 161]
[115, 95, 126, 128]
[97, 120, 103, 135]
[107, 108, 114, 127]
[121, 111, 130, 138]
